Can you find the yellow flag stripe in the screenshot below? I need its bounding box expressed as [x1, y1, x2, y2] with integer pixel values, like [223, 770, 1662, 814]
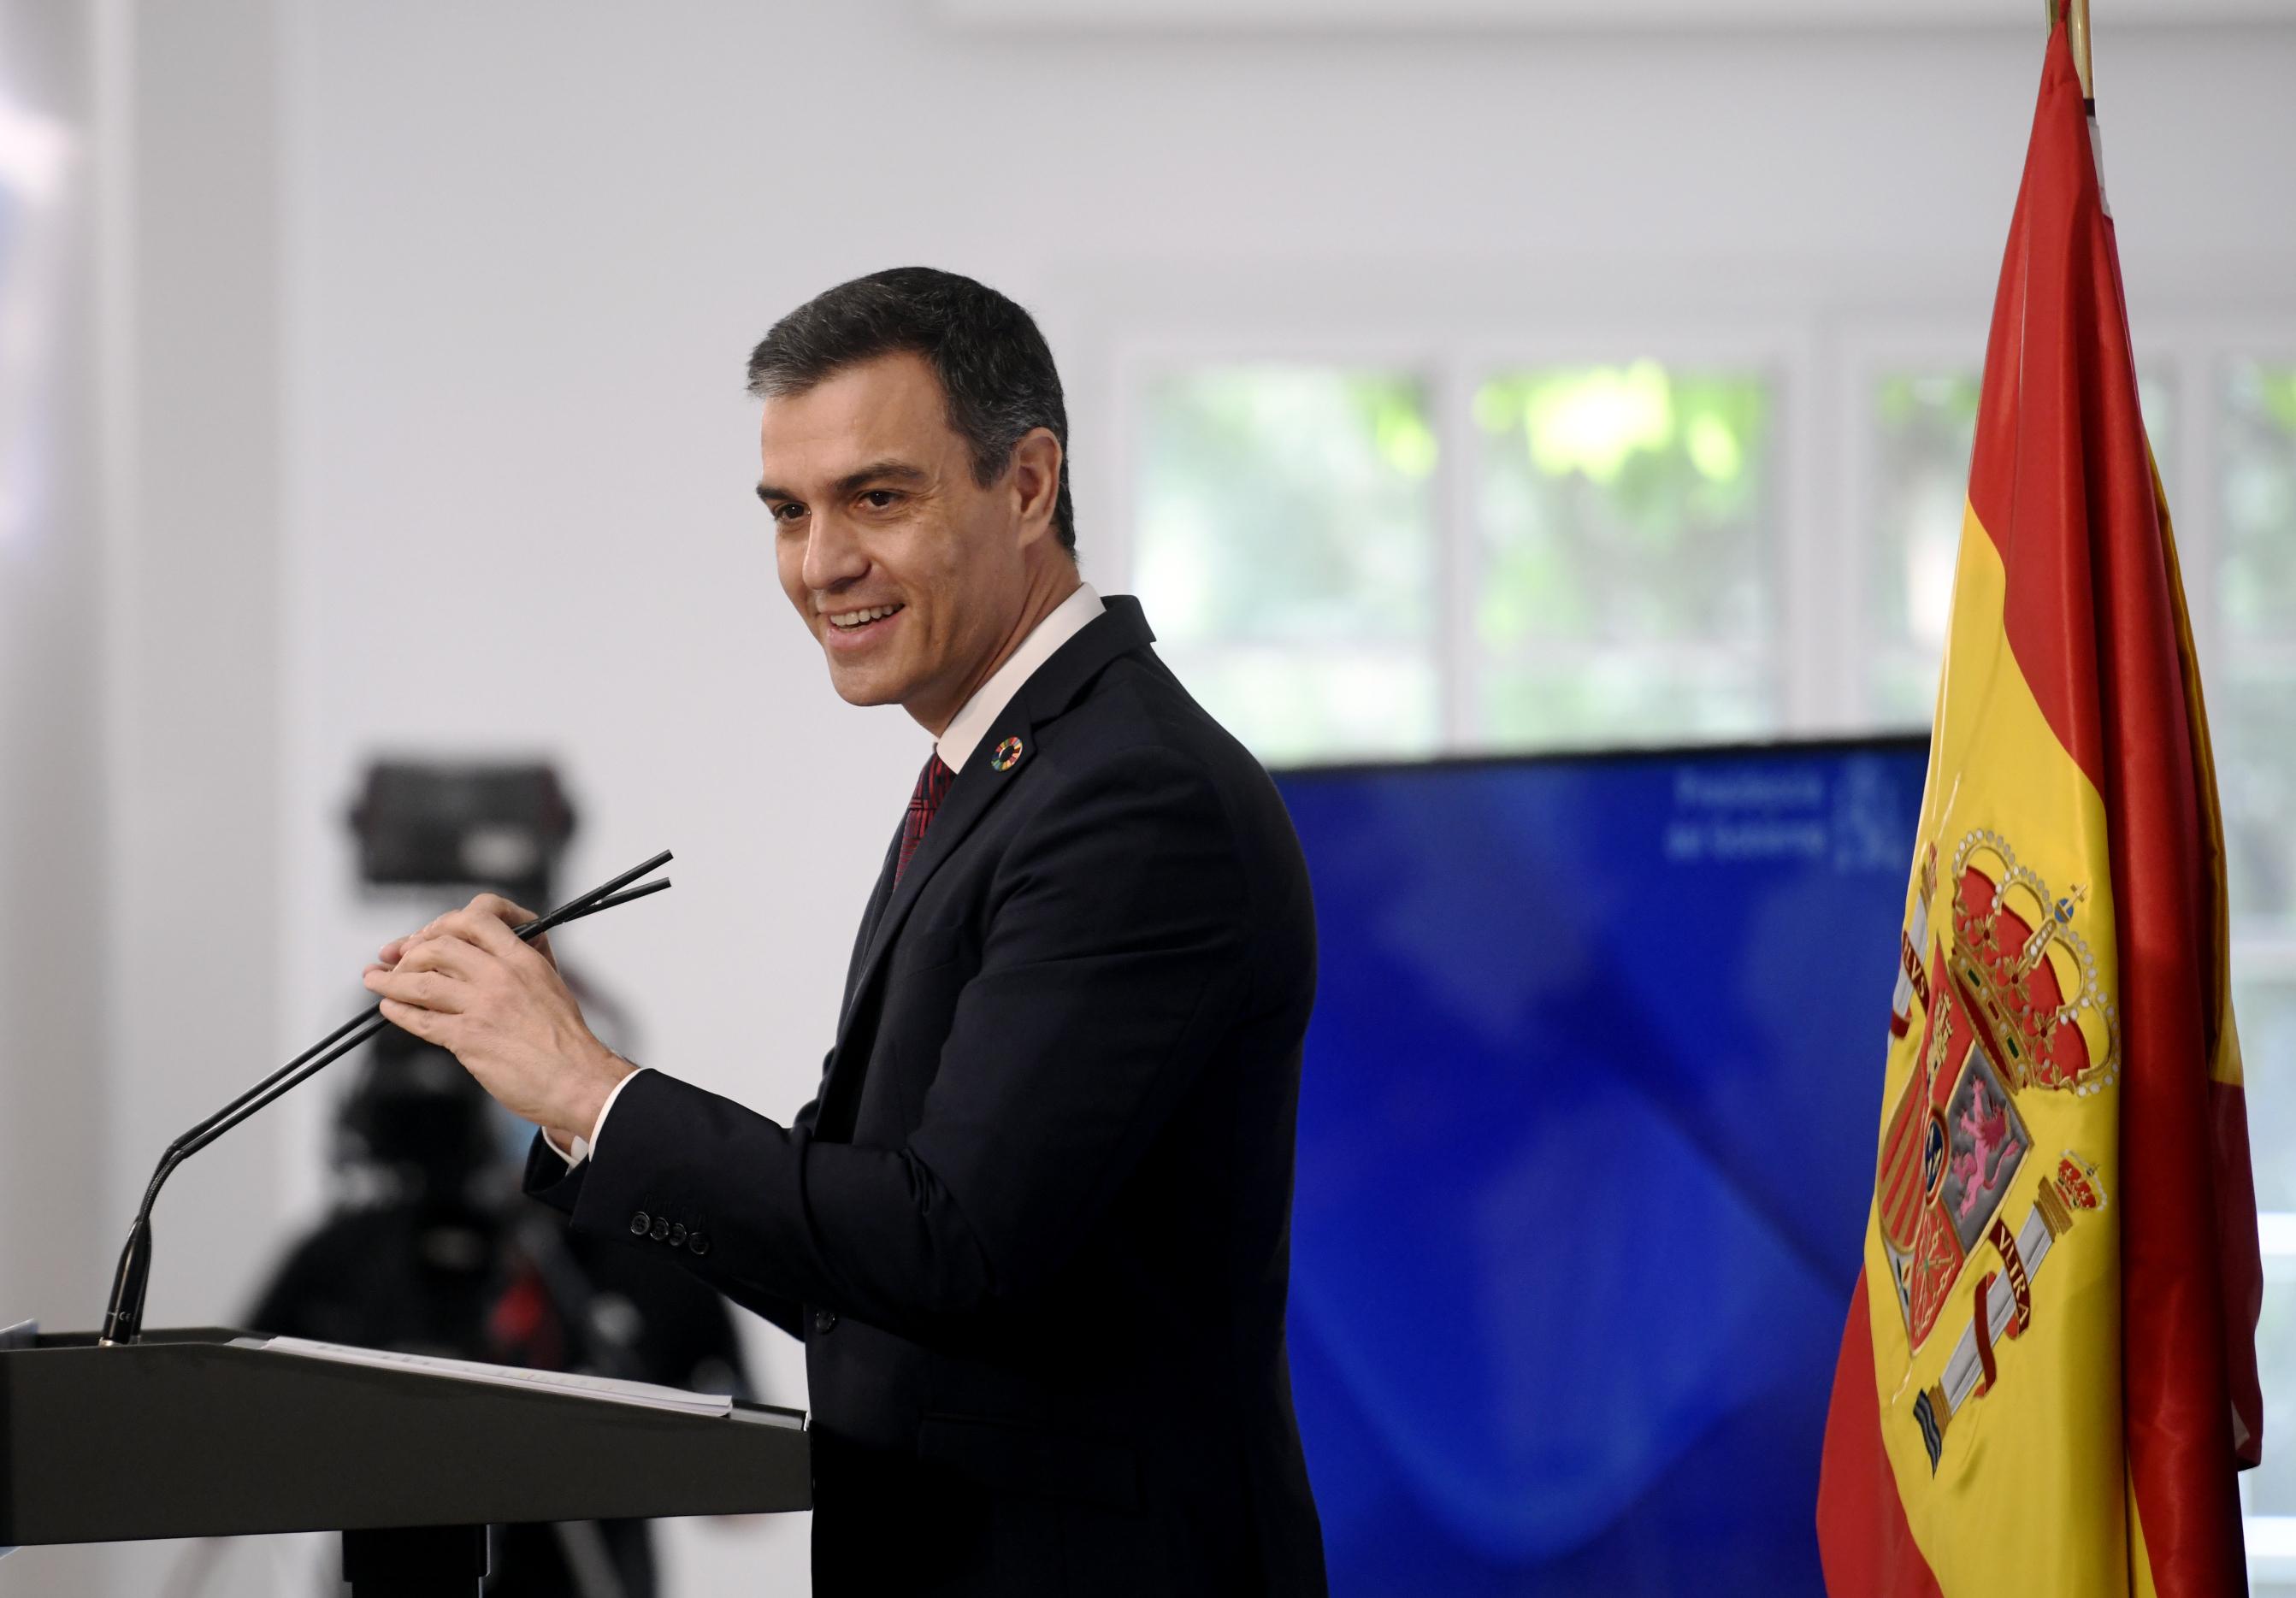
[1865, 498, 2135, 1592]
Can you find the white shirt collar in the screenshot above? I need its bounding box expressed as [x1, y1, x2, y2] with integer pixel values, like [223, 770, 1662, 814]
[936, 582, 1104, 773]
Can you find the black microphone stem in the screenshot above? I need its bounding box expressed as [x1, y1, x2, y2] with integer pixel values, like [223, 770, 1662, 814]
[97, 857, 671, 1347]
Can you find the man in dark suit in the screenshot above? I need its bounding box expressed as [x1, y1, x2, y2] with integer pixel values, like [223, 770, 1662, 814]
[365, 267, 1326, 1595]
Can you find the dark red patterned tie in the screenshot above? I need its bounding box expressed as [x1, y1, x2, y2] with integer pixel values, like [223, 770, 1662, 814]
[895, 752, 955, 886]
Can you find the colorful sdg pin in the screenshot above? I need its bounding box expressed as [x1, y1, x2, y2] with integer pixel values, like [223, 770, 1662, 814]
[990, 736, 1024, 772]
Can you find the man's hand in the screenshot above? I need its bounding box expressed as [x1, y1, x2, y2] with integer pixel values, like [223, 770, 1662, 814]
[364, 893, 629, 1143]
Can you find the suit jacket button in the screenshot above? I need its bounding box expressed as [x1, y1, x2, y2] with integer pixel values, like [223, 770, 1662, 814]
[687, 1232, 710, 1256]
[668, 1223, 688, 1247]
[650, 1216, 670, 1242]
[812, 1309, 838, 1334]
[629, 1211, 650, 1236]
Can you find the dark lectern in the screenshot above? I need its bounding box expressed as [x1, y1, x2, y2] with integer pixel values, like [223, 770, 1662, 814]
[0, 1328, 811, 1595]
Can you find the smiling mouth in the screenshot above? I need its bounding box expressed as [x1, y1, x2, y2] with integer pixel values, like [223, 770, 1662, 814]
[825, 603, 905, 633]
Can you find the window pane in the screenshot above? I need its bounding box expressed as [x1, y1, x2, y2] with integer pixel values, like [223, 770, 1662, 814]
[1481, 658, 1768, 750]
[2220, 664, 2296, 930]
[1156, 646, 1439, 766]
[1864, 368, 2177, 728]
[1133, 367, 1437, 650]
[2250, 1277, 2296, 1516]
[1868, 374, 1979, 728]
[1870, 650, 1944, 729]
[2140, 369, 2181, 511]
[2234, 974, 2296, 1212]
[1131, 367, 1441, 760]
[1473, 364, 1778, 746]
[2222, 361, 2296, 646]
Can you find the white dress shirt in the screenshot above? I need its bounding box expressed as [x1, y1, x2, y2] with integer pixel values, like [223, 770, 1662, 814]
[546, 581, 1105, 1168]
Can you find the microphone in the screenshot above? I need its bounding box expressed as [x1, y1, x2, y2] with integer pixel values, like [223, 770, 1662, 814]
[98, 851, 674, 1347]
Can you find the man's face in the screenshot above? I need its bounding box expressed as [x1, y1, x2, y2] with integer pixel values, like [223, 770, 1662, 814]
[758, 351, 1039, 729]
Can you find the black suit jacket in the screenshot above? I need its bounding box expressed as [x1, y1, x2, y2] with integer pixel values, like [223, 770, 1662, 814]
[526, 597, 1327, 1595]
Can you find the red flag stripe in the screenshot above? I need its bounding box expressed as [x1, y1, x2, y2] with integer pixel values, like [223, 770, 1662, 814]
[1963, 27, 2106, 792]
[1816, 1277, 1945, 1598]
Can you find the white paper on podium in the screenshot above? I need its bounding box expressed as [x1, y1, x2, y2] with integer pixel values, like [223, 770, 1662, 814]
[239, 1335, 735, 1418]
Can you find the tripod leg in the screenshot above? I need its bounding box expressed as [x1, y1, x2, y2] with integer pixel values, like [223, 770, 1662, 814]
[342, 1524, 489, 1596]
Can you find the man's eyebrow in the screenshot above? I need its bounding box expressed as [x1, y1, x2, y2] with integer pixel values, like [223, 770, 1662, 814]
[754, 461, 928, 506]
[833, 460, 928, 495]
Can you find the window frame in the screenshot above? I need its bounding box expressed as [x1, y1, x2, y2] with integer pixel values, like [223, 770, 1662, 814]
[1107, 305, 2296, 1583]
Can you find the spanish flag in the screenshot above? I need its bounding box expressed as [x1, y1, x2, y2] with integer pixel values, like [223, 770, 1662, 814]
[1815, 19, 2264, 1596]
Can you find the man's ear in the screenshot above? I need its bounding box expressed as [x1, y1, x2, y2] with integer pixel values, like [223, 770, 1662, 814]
[1008, 428, 1064, 549]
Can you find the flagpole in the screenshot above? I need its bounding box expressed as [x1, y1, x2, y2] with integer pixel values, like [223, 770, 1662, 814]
[2053, 0, 2096, 101]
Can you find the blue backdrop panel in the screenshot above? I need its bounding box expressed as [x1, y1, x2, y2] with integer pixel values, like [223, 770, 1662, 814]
[1272, 740, 1927, 1596]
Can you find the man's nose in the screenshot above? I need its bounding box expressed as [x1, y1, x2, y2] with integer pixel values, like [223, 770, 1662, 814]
[800, 511, 868, 595]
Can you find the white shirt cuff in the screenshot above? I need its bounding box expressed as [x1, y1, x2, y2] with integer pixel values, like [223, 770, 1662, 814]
[544, 1066, 648, 1168]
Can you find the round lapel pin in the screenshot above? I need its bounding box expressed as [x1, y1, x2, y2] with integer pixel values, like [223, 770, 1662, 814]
[989, 736, 1024, 772]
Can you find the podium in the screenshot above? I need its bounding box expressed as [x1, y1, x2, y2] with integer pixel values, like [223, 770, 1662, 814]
[0, 1328, 811, 1595]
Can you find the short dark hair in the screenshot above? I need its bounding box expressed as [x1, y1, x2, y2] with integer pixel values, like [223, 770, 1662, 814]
[746, 267, 1076, 554]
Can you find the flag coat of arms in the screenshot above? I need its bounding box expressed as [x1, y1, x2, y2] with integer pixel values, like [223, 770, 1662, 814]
[1815, 18, 2264, 1596]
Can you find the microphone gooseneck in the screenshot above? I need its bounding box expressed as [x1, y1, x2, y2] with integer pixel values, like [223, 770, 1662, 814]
[99, 1215, 152, 1347]
[96, 852, 673, 1347]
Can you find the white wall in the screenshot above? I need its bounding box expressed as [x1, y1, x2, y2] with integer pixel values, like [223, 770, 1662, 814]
[0, 8, 108, 1588]
[6, 3, 2295, 1594]
[0, 0, 103, 1442]
[2, 0, 287, 1592]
